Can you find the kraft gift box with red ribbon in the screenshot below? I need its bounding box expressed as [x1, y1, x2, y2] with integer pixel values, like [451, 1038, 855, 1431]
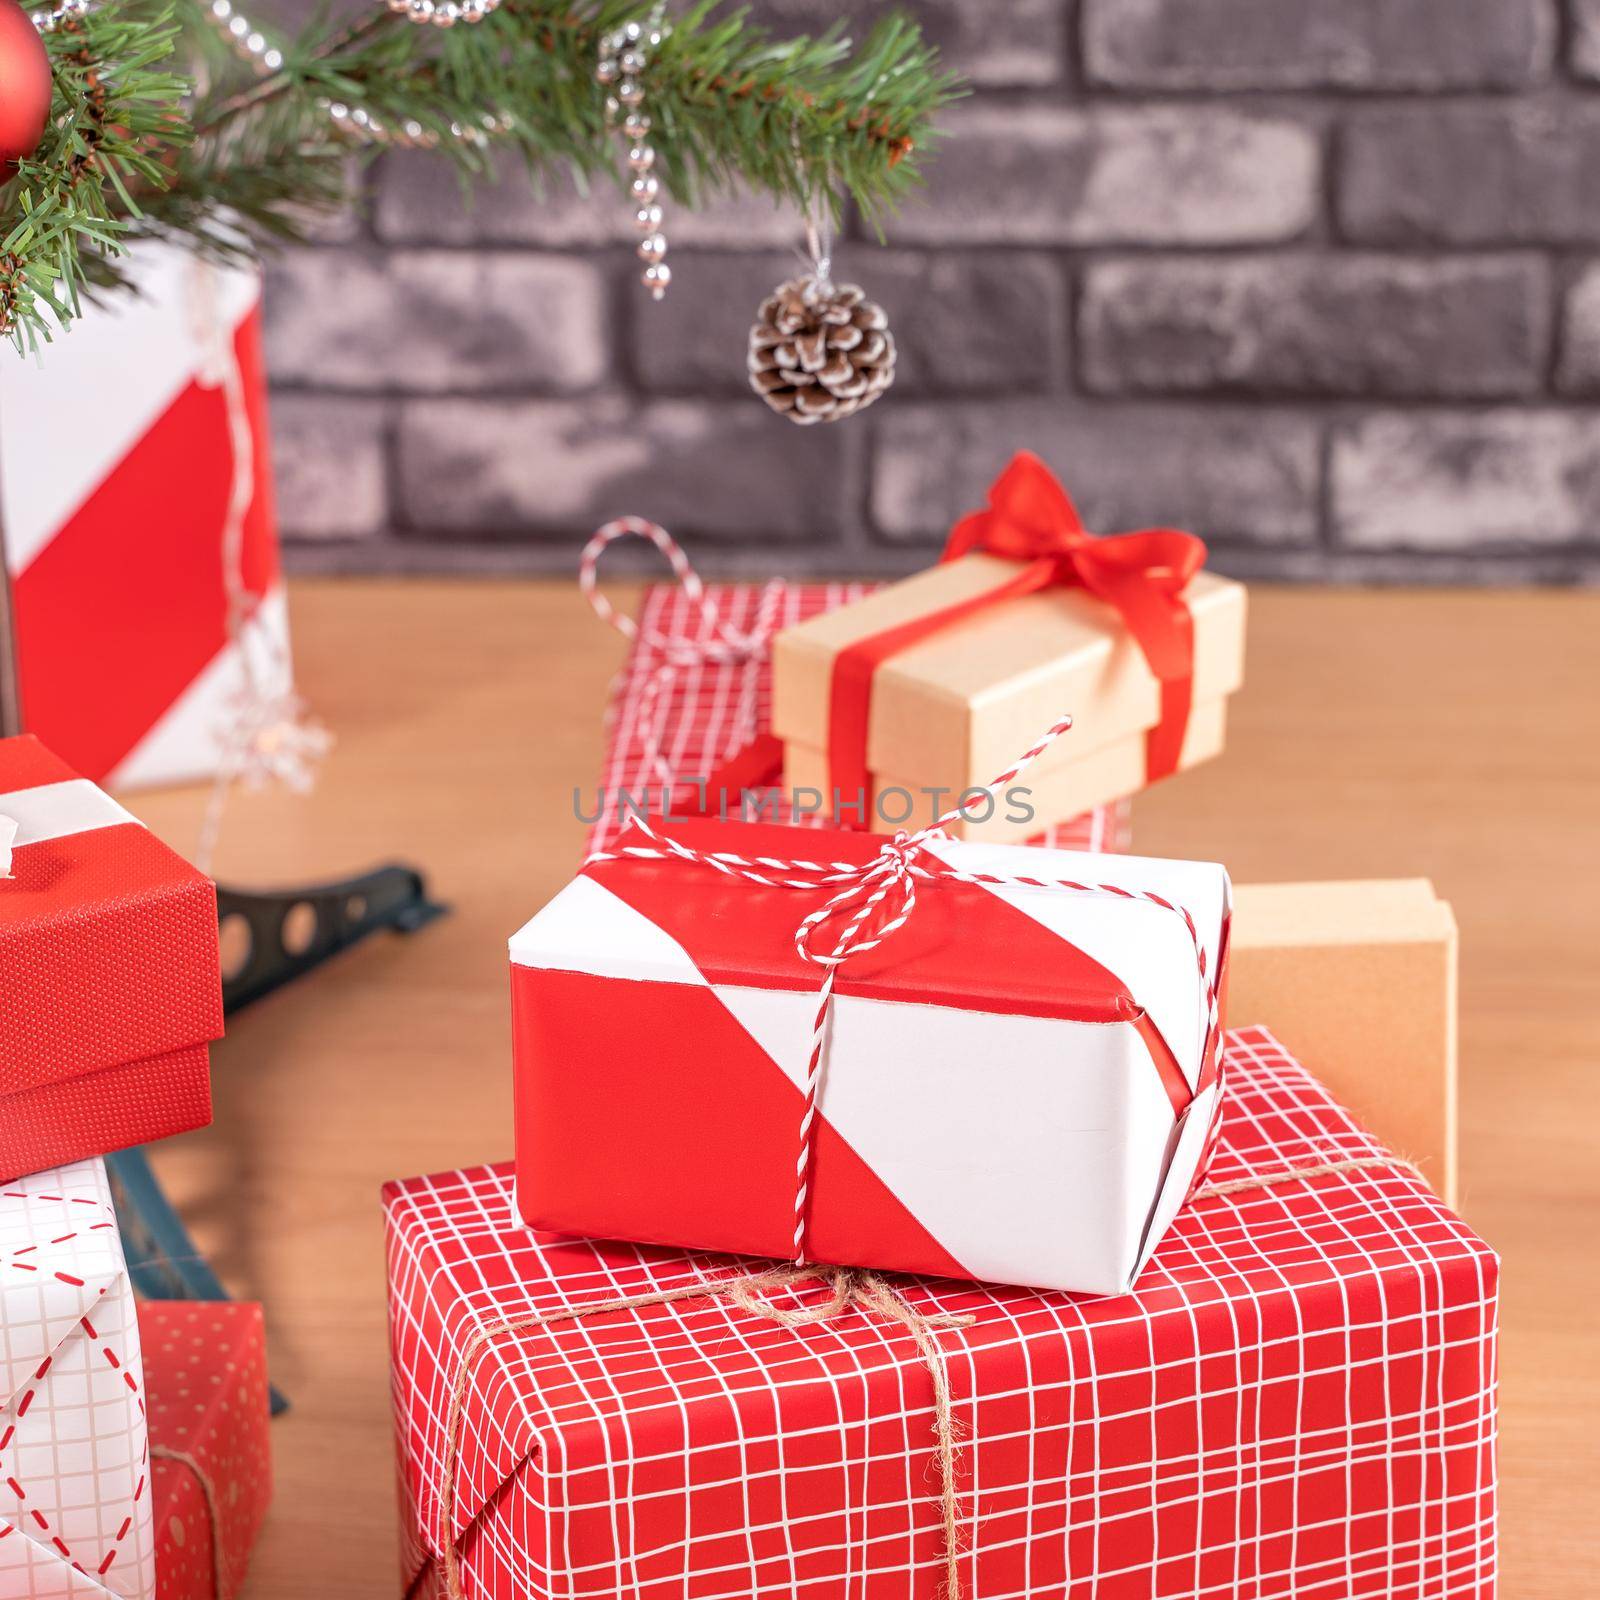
[511, 799, 1230, 1296]
[579, 517, 1130, 858]
[1, 1158, 158, 1600]
[141, 1301, 273, 1600]
[771, 452, 1247, 842]
[0, 242, 293, 790]
[0, 734, 223, 1183]
[386, 1029, 1498, 1600]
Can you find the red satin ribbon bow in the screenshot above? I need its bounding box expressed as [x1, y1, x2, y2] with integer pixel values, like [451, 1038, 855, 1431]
[827, 451, 1208, 816]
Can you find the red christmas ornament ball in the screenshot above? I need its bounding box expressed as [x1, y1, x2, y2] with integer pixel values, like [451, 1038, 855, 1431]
[0, 0, 52, 171]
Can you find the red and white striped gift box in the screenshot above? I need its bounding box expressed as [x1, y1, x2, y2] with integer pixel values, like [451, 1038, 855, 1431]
[0, 1158, 156, 1600]
[584, 581, 1129, 858]
[0, 242, 291, 790]
[385, 1027, 1498, 1600]
[511, 818, 1230, 1294]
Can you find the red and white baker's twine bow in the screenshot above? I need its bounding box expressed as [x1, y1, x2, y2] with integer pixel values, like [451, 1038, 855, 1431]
[581, 516, 784, 792]
[586, 708, 1223, 1267]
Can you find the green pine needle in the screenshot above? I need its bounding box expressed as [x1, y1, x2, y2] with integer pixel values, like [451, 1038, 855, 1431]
[1, 0, 961, 352]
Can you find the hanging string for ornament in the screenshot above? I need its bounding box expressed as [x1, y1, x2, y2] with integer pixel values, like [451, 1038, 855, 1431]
[597, 5, 671, 299]
[801, 205, 835, 299]
[748, 186, 896, 425]
[189, 261, 332, 873]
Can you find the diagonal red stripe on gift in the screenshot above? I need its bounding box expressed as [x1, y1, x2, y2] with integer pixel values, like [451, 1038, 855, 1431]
[517, 965, 972, 1279]
[514, 819, 1223, 1288]
[10, 310, 278, 783]
[583, 820, 1165, 1022]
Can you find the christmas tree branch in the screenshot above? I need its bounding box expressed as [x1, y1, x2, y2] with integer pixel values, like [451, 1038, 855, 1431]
[191, 7, 397, 136]
[2, 0, 960, 351]
[2, 2, 189, 349]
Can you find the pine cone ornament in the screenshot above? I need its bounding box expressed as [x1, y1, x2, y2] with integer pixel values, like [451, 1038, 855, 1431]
[748, 276, 896, 425]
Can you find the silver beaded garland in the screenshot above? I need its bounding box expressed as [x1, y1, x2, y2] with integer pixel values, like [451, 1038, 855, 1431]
[152, 0, 512, 147]
[598, 6, 672, 300]
[390, 0, 499, 26]
[31, 0, 91, 33]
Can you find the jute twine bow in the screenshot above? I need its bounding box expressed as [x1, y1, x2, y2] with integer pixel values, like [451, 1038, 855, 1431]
[581, 516, 784, 796]
[431, 1153, 1427, 1600]
[585, 710, 1222, 1268]
[151, 1442, 231, 1600]
[437, 1264, 977, 1600]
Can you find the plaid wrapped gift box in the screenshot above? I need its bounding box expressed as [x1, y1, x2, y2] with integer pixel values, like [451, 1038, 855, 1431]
[584, 578, 1129, 858]
[0, 1158, 156, 1600]
[385, 1027, 1497, 1600]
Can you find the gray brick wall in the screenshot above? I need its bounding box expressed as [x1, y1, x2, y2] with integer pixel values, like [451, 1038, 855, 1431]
[265, 0, 1600, 582]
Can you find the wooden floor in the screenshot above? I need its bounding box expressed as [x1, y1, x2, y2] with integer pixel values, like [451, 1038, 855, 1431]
[128, 579, 1600, 1598]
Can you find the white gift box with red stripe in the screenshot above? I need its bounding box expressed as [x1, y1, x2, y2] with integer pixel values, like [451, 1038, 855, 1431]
[511, 818, 1231, 1295]
[0, 1158, 155, 1600]
[0, 241, 291, 790]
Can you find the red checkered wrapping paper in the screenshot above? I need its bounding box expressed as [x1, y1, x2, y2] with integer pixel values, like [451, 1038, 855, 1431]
[386, 1027, 1498, 1600]
[0, 735, 222, 1183]
[584, 581, 1129, 858]
[141, 1301, 273, 1600]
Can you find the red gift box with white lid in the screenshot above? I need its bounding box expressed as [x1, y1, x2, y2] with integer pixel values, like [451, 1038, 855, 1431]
[0, 734, 222, 1182]
[511, 816, 1230, 1295]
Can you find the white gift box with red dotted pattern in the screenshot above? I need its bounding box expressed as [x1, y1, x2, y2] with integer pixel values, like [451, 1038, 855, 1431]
[0, 1159, 155, 1600]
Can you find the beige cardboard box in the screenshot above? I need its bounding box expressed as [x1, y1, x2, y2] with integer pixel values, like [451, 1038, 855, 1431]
[771, 554, 1246, 836]
[1229, 879, 1458, 1206]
